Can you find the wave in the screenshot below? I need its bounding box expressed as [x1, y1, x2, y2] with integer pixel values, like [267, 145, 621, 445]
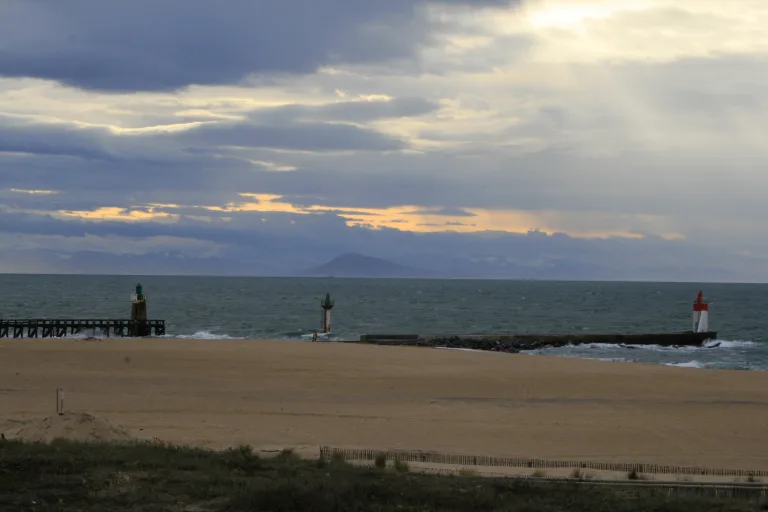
[662, 360, 766, 371]
[163, 330, 338, 341]
[298, 332, 333, 340]
[528, 339, 757, 353]
[156, 329, 340, 341]
[69, 330, 108, 339]
[435, 346, 503, 354]
[665, 360, 706, 368]
[162, 331, 245, 340]
[703, 339, 758, 348]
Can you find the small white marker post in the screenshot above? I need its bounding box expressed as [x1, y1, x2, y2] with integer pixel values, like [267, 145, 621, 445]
[56, 388, 64, 415]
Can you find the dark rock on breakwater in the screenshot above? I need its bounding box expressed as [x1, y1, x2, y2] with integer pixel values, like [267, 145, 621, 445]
[356, 332, 718, 353]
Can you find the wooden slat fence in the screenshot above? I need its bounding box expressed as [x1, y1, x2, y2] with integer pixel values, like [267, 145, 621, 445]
[319, 446, 768, 478]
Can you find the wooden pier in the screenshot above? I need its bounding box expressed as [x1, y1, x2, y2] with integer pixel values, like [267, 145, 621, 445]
[0, 283, 166, 339]
[0, 319, 165, 338]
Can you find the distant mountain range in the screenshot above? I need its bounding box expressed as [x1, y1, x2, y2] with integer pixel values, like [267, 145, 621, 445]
[0, 248, 746, 282]
[302, 253, 434, 278]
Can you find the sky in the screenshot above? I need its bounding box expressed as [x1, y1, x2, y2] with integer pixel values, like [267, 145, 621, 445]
[1, 0, 767, 280]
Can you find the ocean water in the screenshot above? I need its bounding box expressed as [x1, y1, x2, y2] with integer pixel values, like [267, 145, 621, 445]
[1, 274, 766, 371]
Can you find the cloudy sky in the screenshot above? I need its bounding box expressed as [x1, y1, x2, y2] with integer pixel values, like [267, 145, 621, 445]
[1, 0, 767, 280]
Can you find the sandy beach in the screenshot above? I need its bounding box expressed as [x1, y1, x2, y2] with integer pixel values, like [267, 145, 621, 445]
[1, 338, 767, 472]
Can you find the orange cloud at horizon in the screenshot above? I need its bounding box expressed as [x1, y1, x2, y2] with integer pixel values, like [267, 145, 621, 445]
[58, 206, 179, 222]
[53, 193, 684, 241]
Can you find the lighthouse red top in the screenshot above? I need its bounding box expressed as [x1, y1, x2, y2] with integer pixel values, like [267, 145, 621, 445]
[693, 290, 708, 312]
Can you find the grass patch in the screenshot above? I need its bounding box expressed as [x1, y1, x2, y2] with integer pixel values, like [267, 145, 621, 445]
[393, 458, 410, 473]
[330, 451, 346, 464]
[570, 468, 593, 480]
[0, 438, 759, 511]
[458, 468, 479, 477]
[531, 470, 547, 478]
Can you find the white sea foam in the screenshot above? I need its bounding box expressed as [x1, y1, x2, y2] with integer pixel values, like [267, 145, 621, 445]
[166, 331, 245, 340]
[531, 339, 758, 352]
[554, 354, 630, 363]
[703, 339, 757, 348]
[665, 361, 706, 368]
[299, 332, 333, 340]
[435, 346, 501, 354]
[69, 330, 108, 339]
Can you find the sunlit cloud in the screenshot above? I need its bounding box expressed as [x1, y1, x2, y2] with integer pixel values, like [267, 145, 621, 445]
[52, 194, 683, 240]
[57, 207, 179, 223]
[8, 188, 58, 195]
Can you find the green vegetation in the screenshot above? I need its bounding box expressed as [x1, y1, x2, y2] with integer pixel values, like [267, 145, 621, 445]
[393, 458, 410, 473]
[570, 468, 593, 480]
[0, 438, 759, 511]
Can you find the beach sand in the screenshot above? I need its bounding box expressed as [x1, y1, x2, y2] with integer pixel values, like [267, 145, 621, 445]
[1, 338, 767, 472]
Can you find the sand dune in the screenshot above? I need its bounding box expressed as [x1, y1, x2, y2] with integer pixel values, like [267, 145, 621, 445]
[2, 411, 132, 443]
[1, 338, 767, 471]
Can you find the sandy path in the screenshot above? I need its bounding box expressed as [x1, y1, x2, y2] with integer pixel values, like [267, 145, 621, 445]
[1, 338, 767, 470]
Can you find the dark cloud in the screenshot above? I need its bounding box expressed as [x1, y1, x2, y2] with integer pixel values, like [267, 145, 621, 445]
[4, 126, 768, 227]
[0, 207, 761, 281]
[304, 209, 382, 217]
[0, 0, 515, 92]
[406, 206, 477, 217]
[249, 97, 441, 124]
[0, 116, 114, 161]
[181, 120, 406, 152]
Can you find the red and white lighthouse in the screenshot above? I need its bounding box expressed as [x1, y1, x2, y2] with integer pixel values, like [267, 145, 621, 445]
[692, 290, 709, 333]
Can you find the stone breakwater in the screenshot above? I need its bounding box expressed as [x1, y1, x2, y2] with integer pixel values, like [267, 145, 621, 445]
[356, 332, 718, 353]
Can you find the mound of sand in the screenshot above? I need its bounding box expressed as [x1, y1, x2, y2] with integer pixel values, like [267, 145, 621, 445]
[1, 412, 133, 443]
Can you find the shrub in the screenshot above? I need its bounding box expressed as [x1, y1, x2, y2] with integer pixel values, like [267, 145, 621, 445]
[393, 458, 409, 473]
[570, 468, 592, 480]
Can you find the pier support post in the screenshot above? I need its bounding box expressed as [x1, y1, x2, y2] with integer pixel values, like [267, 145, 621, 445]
[130, 283, 149, 336]
[321, 293, 334, 334]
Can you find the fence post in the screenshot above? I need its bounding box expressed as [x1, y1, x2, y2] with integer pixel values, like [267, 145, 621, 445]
[56, 388, 64, 415]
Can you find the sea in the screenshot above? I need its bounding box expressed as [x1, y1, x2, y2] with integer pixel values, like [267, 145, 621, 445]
[1, 274, 766, 371]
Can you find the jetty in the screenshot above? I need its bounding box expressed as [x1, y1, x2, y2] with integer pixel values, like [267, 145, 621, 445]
[356, 291, 718, 354]
[357, 331, 716, 353]
[0, 284, 166, 338]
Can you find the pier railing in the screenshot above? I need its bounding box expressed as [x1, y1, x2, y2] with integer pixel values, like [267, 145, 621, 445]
[0, 319, 165, 338]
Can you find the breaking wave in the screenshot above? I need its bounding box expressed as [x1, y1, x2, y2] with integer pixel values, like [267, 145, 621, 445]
[665, 360, 706, 368]
[162, 331, 245, 340]
[529, 339, 757, 353]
